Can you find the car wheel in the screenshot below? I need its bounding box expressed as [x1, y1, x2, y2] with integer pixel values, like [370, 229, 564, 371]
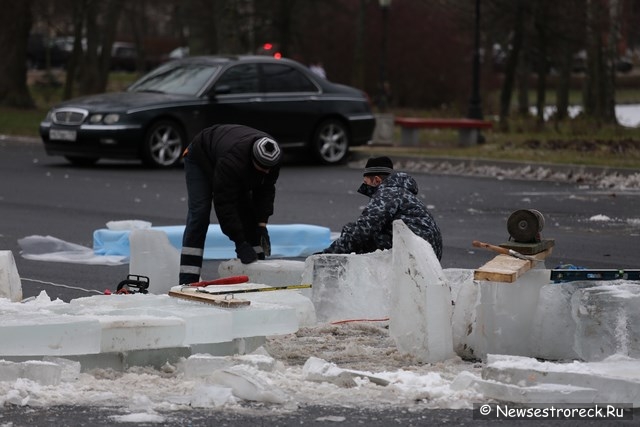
[65, 156, 99, 166]
[141, 120, 185, 168]
[311, 119, 350, 164]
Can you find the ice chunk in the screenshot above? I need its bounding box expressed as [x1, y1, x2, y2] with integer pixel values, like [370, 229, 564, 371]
[218, 259, 306, 290]
[128, 229, 180, 294]
[0, 250, 22, 302]
[572, 282, 640, 361]
[302, 250, 394, 323]
[389, 220, 454, 363]
[0, 360, 62, 385]
[210, 365, 288, 403]
[189, 385, 235, 408]
[106, 219, 152, 230]
[42, 357, 81, 382]
[181, 353, 281, 379]
[302, 356, 390, 387]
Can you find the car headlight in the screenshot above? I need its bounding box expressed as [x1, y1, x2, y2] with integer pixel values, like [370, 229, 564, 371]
[88, 114, 120, 124]
[104, 114, 120, 124]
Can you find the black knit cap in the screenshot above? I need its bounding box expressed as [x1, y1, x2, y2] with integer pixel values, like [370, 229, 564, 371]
[363, 156, 393, 177]
[252, 137, 282, 168]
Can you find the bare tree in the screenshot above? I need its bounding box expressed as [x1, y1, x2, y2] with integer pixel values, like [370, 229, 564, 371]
[583, 0, 618, 123]
[0, 0, 35, 108]
[497, 0, 525, 128]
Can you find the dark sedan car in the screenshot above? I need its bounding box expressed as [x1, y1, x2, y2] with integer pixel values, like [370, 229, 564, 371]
[39, 55, 376, 167]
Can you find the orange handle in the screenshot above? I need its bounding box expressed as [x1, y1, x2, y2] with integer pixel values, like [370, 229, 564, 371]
[472, 240, 510, 255]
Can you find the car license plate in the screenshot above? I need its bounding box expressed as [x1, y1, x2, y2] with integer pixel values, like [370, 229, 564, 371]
[50, 129, 77, 141]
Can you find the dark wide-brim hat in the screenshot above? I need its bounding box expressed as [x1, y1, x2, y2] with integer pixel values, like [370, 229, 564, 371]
[363, 156, 393, 176]
[253, 137, 282, 168]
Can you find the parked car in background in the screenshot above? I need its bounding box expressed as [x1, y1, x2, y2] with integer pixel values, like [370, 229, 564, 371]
[39, 55, 375, 167]
[27, 34, 70, 69]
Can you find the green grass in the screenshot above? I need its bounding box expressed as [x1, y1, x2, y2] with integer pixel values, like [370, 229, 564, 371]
[0, 106, 47, 137]
[5, 70, 640, 169]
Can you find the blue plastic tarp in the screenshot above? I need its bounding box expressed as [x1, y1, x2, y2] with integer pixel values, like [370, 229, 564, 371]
[93, 224, 331, 259]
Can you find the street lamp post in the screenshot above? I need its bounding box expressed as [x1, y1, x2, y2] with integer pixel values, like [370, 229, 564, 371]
[467, 0, 483, 120]
[378, 0, 391, 112]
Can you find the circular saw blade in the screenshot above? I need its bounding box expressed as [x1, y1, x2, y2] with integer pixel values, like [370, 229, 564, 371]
[507, 209, 544, 242]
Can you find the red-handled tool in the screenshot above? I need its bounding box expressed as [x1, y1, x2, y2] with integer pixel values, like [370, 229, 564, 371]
[187, 275, 250, 287]
[472, 240, 538, 261]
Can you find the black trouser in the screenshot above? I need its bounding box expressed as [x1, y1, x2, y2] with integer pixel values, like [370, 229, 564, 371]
[179, 155, 259, 285]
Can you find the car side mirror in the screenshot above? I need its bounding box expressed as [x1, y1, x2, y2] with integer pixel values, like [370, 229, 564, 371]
[212, 85, 231, 96]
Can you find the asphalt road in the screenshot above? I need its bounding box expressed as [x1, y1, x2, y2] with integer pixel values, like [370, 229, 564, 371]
[1, 137, 639, 425]
[2, 137, 638, 301]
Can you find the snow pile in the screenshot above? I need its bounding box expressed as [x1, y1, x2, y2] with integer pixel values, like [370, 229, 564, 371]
[386, 159, 640, 191]
[0, 324, 485, 412]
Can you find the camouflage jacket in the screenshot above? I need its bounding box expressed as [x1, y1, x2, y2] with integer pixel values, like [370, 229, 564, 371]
[323, 172, 443, 259]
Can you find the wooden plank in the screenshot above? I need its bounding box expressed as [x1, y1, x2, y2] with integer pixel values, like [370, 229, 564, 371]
[473, 248, 553, 283]
[474, 255, 530, 282]
[168, 290, 250, 307]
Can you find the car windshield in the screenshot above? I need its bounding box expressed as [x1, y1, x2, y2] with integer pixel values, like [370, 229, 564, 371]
[128, 63, 221, 96]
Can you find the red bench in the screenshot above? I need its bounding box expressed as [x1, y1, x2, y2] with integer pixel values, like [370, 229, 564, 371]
[394, 117, 493, 146]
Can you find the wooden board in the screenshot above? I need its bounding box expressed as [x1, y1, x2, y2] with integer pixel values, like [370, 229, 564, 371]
[168, 290, 250, 307]
[473, 248, 553, 283]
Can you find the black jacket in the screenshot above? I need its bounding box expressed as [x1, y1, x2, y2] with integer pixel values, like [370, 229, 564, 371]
[187, 124, 280, 244]
[324, 172, 443, 259]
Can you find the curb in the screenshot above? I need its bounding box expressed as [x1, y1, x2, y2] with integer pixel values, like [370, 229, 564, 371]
[349, 145, 640, 178]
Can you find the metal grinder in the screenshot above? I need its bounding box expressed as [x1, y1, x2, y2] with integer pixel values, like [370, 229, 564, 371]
[507, 209, 545, 243]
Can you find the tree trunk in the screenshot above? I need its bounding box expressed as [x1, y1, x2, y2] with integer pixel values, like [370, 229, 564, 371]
[64, 0, 86, 100]
[351, 0, 367, 89]
[77, 0, 124, 95]
[0, 0, 35, 108]
[583, 0, 617, 124]
[533, 1, 548, 126]
[498, 0, 524, 129]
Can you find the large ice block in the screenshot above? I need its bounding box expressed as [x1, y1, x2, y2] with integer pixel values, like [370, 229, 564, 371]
[0, 360, 62, 385]
[128, 229, 180, 294]
[302, 250, 394, 323]
[530, 282, 583, 360]
[481, 354, 640, 406]
[0, 250, 22, 302]
[0, 288, 303, 361]
[446, 268, 481, 360]
[389, 220, 454, 363]
[473, 268, 549, 360]
[228, 302, 299, 337]
[98, 315, 186, 352]
[0, 312, 102, 356]
[94, 224, 331, 259]
[239, 290, 317, 327]
[572, 282, 640, 361]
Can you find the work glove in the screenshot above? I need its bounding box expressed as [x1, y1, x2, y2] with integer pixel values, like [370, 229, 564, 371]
[235, 241, 258, 264]
[256, 225, 271, 258]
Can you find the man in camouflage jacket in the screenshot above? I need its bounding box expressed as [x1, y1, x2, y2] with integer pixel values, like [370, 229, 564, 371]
[321, 156, 443, 260]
